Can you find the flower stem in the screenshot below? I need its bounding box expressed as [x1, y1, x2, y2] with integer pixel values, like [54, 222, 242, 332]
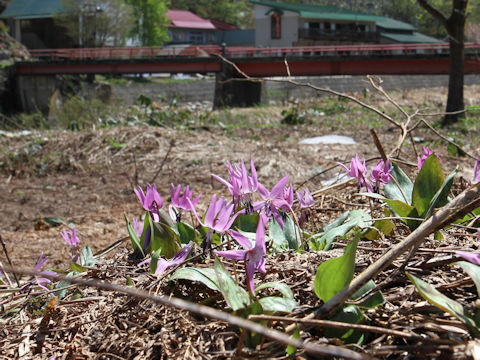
[389, 173, 409, 204]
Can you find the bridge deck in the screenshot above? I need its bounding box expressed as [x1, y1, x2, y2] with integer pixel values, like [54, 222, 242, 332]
[15, 43, 480, 77]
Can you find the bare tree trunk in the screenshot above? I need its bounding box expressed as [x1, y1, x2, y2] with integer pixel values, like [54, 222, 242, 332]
[417, 0, 468, 126]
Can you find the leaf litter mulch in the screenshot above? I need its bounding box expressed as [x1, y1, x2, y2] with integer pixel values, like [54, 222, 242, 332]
[2, 86, 480, 359]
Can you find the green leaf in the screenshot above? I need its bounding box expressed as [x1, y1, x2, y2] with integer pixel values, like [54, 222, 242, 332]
[214, 257, 250, 311]
[125, 214, 144, 256]
[314, 236, 359, 302]
[412, 154, 444, 217]
[312, 210, 370, 251]
[70, 262, 87, 273]
[236, 301, 264, 348]
[384, 163, 413, 204]
[152, 221, 181, 258]
[324, 305, 365, 344]
[363, 219, 395, 241]
[258, 296, 297, 313]
[42, 217, 64, 227]
[79, 246, 96, 267]
[150, 248, 162, 274]
[406, 272, 478, 334]
[54, 271, 75, 300]
[351, 280, 385, 309]
[256, 282, 297, 313]
[175, 221, 197, 245]
[169, 267, 220, 291]
[286, 328, 301, 356]
[422, 167, 457, 219]
[269, 214, 300, 250]
[233, 213, 259, 233]
[456, 261, 480, 298]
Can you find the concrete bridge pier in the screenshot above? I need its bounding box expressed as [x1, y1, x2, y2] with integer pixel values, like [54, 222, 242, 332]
[213, 60, 261, 109]
[15, 75, 58, 115]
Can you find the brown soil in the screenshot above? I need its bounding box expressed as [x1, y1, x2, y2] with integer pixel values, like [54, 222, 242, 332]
[1, 86, 480, 359]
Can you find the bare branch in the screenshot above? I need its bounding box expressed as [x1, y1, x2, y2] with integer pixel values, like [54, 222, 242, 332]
[417, 0, 449, 27]
[4, 266, 374, 360]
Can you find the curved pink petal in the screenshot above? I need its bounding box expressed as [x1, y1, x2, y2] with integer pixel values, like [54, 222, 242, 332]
[456, 251, 480, 266]
[214, 249, 247, 262]
[230, 230, 253, 249]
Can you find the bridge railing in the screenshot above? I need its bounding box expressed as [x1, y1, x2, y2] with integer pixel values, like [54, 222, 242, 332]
[27, 43, 480, 61]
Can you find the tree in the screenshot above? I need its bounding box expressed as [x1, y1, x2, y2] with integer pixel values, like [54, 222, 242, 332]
[54, 0, 134, 47]
[126, 0, 170, 46]
[417, 0, 468, 126]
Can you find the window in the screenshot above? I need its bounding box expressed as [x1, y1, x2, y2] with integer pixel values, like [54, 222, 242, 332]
[188, 31, 204, 44]
[270, 13, 281, 39]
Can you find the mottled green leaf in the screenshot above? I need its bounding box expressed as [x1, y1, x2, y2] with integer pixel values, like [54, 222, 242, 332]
[215, 257, 250, 311]
[152, 221, 181, 258]
[269, 214, 300, 250]
[170, 267, 220, 291]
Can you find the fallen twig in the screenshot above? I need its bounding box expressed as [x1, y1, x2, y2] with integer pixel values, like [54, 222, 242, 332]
[249, 315, 458, 345]
[4, 266, 374, 360]
[286, 183, 480, 332]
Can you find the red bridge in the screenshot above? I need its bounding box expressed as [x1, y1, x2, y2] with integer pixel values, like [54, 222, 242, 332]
[15, 43, 480, 77]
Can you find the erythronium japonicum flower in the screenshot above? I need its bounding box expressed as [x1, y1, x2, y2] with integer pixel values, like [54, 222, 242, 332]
[34, 253, 55, 291]
[253, 175, 291, 229]
[371, 159, 393, 191]
[139, 242, 193, 275]
[417, 147, 441, 170]
[215, 215, 267, 295]
[338, 154, 373, 193]
[61, 227, 80, 262]
[191, 194, 241, 250]
[296, 187, 314, 226]
[296, 188, 314, 209]
[169, 184, 201, 222]
[212, 157, 259, 209]
[134, 184, 163, 221]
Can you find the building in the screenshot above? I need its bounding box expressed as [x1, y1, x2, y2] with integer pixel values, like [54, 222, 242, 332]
[166, 10, 217, 45]
[0, 0, 74, 49]
[250, 0, 440, 47]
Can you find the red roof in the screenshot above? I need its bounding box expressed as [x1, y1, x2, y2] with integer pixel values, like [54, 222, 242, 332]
[166, 10, 216, 30]
[209, 19, 239, 31]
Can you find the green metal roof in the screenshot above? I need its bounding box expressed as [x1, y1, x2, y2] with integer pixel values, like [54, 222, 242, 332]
[375, 17, 415, 31]
[380, 31, 442, 43]
[250, 0, 418, 31]
[250, 0, 380, 22]
[0, 0, 64, 20]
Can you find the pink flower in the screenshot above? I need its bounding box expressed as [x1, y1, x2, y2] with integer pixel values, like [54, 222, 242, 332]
[417, 147, 441, 170]
[283, 184, 294, 209]
[191, 194, 241, 251]
[212, 157, 259, 206]
[215, 215, 267, 294]
[253, 175, 291, 229]
[61, 228, 80, 262]
[371, 159, 393, 190]
[338, 154, 373, 192]
[139, 242, 193, 275]
[169, 184, 201, 222]
[34, 253, 55, 291]
[296, 188, 314, 209]
[61, 228, 80, 247]
[134, 184, 163, 221]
